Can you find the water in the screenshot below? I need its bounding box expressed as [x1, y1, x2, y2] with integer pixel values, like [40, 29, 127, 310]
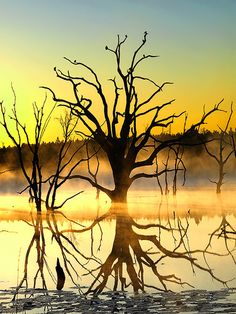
[0, 189, 236, 311]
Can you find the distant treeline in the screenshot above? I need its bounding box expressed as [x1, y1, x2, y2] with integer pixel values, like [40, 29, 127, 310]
[0, 139, 84, 171]
[0, 130, 234, 169]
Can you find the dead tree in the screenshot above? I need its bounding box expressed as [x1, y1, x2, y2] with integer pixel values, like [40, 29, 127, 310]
[0, 94, 87, 211]
[171, 112, 187, 195]
[172, 145, 186, 195]
[43, 111, 88, 210]
[163, 149, 171, 195]
[154, 145, 185, 196]
[0, 91, 51, 211]
[154, 153, 163, 195]
[85, 141, 100, 200]
[204, 103, 234, 193]
[42, 32, 222, 204]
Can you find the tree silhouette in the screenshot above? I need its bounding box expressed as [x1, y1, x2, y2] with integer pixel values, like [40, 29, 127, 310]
[0, 94, 89, 211]
[42, 32, 221, 204]
[204, 103, 235, 193]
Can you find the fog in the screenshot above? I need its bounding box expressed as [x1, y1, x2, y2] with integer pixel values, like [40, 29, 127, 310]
[0, 139, 235, 199]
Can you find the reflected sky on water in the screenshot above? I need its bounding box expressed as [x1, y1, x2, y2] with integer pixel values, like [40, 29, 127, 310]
[0, 189, 236, 295]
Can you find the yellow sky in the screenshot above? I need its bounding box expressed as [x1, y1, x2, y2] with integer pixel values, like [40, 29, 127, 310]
[0, 0, 235, 145]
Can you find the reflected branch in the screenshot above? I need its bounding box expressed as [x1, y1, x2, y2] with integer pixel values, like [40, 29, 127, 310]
[11, 202, 235, 299]
[12, 213, 50, 301]
[83, 208, 230, 295]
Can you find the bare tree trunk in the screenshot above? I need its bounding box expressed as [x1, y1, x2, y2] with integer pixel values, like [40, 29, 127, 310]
[86, 141, 100, 200]
[216, 164, 224, 194]
[163, 150, 170, 195]
[111, 186, 129, 204]
[204, 102, 234, 194]
[111, 169, 131, 204]
[108, 151, 132, 204]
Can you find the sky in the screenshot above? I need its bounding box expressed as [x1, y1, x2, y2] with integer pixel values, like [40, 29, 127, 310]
[0, 0, 235, 144]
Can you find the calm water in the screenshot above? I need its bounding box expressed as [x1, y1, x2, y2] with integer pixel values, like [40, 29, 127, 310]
[0, 189, 236, 296]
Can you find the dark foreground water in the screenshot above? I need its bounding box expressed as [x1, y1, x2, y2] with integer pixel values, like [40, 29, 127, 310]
[1, 288, 236, 313]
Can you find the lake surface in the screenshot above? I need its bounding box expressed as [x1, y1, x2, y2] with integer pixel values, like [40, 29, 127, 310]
[0, 188, 236, 310]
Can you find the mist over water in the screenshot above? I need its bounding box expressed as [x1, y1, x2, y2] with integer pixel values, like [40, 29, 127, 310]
[0, 140, 236, 195]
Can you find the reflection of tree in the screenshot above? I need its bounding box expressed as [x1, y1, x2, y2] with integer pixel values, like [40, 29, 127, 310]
[13, 210, 103, 300]
[13, 212, 48, 300]
[206, 215, 236, 264]
[44, 210, 104, 289]
[13, 204, 235, 300]
[59, 205, 231, 295]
